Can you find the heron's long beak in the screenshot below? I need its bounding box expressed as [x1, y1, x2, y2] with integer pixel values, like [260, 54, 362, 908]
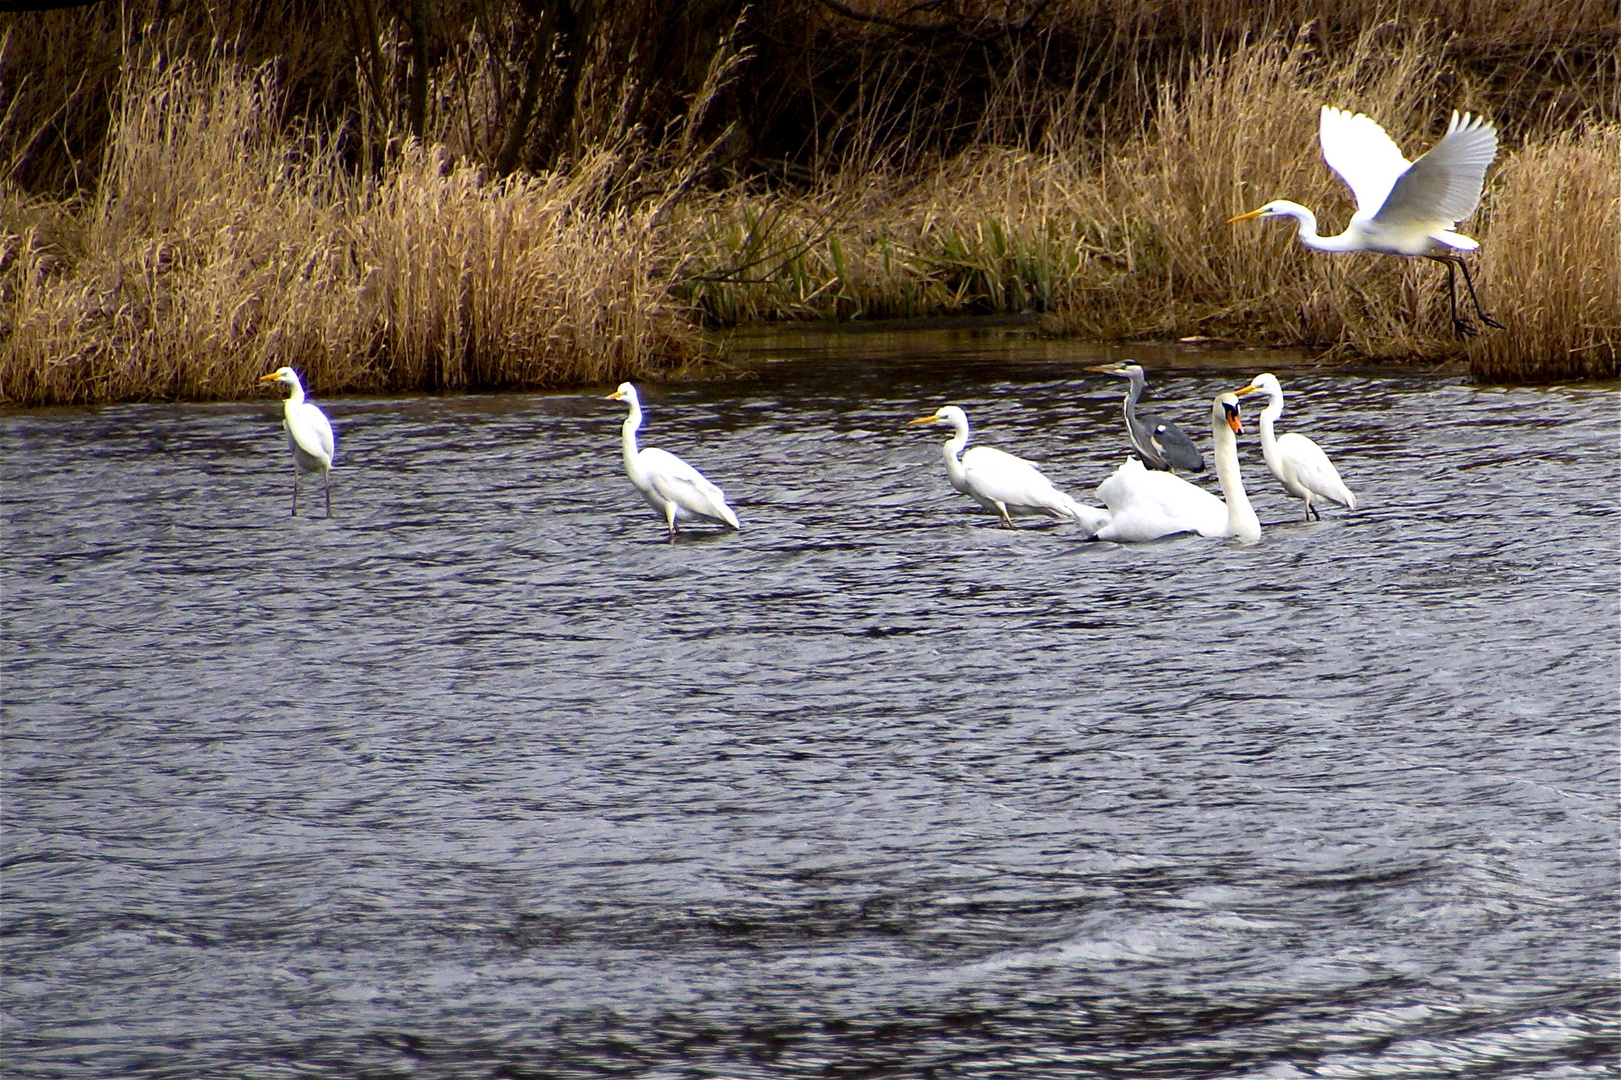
[1084, 363, 1119, 373]
[907, 415, 939, 425]
[1227, 208, 1266, 223]
[605, 390, 625, 400]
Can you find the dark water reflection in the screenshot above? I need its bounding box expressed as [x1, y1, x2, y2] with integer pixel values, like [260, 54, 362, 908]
[4, 327, 1617, 1078]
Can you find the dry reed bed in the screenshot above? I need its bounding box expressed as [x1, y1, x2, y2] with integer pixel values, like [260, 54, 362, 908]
[679, 30, 1617, 374]
[1, 59, 699, 406]
[3, 26, 1615, 405]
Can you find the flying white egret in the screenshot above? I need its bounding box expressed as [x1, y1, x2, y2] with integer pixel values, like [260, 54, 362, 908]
[259, 366, 335, 517]
[1086, 361, 1205, 472]
[1091, 392, 1261, 544]
[606, 383, 739, 541]
[1229, 105, 1502, 336]
[909, 405, 1109, 532]
[1234, 373, 1355, 521]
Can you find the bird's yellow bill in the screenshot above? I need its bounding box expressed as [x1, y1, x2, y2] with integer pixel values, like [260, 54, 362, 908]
[1227, 208, 1266, 223]
[257, 372, 279, 382]
[605, 390, 625, 400]
[907, 414, 940, 425]
[1233, 385, 1259, 397]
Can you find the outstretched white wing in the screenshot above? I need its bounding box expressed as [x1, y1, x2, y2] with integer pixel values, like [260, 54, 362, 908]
[1371, 111, 1497, 231]
[1319, 106, 1411, 218]
[640, 447, 739, 528]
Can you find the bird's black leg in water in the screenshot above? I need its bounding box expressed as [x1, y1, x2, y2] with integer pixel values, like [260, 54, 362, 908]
[1454, 256, 1504, 330]
[291, 474, 300, 517]
[1433, 256, 1476, 337]
[324, 474, 332, 518]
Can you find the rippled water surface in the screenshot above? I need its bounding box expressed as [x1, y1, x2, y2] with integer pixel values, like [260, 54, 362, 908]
[4, 329, 1617, 1079]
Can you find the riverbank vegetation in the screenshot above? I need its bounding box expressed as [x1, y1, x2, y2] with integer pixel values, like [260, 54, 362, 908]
[2, 1, 1614, 404]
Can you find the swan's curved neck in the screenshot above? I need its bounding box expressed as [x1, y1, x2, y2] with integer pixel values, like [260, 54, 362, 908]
[1211, 408, 1261, 542]
[1272, 201, 1362, 253]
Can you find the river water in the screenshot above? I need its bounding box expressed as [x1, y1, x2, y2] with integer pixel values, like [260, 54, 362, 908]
[3, 327, 1617, 1078]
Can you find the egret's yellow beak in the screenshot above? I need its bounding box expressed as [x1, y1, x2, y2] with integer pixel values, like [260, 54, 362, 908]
[1227, 208, 1267, 223]
[907, 414, 940, 425]
[257, 372, 279, 383]
[1233, 384, 1260, 397]
[606, 390, 625, 400]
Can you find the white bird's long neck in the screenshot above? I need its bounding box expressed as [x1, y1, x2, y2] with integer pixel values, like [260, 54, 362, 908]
[1212, 409, 1261, 542]
[1275, 202, 1361, 254]
[940, 416, 970, 486]
[620, 402, 645, 476]
[1256, 393, 1284, 475]
[283, 382, 306, 409]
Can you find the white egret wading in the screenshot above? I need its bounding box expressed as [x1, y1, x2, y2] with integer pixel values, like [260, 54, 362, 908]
[259, 367, 335, 517]
[909, 405, 1109, 532]
[1229, 105, 1501, 336]
[1235, 373, 1355, 521]
[1092, 392, 1261, 544]
[1087, 361, 1205, 472]
[606, 383, 739, 541]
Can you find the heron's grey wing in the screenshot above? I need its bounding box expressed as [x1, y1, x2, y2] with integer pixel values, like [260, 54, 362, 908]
[1372, 112, 1497, 230]
[1319, 106, 1411, 218]
[1141, 413, 1204, 472]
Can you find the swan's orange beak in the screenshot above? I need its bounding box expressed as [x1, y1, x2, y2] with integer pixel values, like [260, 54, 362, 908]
[1228, 412, 1245, 435]
[1227, 208, 1266, 223]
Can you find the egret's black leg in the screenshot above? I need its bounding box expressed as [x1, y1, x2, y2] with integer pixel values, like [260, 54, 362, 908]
[1454, 257, 1504, 330]
[1433, 256, 1476, 338]
[324, 473, 332, 518]
[291, 473, 300, 517]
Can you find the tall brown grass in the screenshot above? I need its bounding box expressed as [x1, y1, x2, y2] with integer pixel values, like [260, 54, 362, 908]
[676, 26, 1617, 379]
[1469, 125, 1620, 383]
[1, 56, 702, 405]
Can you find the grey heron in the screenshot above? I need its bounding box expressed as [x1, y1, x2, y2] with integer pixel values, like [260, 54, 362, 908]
[1087, 361, 1206, 473]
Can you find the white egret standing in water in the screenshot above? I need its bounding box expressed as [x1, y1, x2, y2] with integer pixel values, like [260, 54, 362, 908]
[909, 405, 1110, 532]
[1092, 393, 1260, 544]
[259, 367, 335, 517]
[1228, 106, 1502, 336]
[1234, 373, 1356, 521]
[606, 383, 740, 541]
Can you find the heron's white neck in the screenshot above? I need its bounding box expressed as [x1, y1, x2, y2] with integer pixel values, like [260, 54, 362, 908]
[1211, 405, 1261, 542]
[1269, 201, 1363, 254]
